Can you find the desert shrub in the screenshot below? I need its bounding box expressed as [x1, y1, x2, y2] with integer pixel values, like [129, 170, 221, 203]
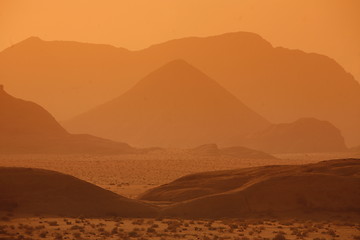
[100, 230, 111, 237]
[132, 219, 144, 225]
[111, 227, 118, 234]
[47, 221, 58, 226]
[70, 225, 83, 230]
[146, 220, 154, 225]
[53, 232, 63, 240]
[326, 229, 337, 237]
[73, 232, 81, 238]
[34, 225, 45, 230]
[147, 227, 156, 233]
[39, 231, 47, 238]
[273, 233, 286, 240]
[128, 231, 139, 237]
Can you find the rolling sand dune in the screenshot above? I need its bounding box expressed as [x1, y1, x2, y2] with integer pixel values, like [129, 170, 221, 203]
[0, 86, 136, 154]
[65, 60, 269, 148]
[242, 118, 347, 153]
[0, 167, 157, 217]
[1, 32, 359, 145]
[140, 159, 360, 218]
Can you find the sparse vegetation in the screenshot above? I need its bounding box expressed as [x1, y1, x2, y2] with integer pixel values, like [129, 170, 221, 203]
[0, 217, 358, 240]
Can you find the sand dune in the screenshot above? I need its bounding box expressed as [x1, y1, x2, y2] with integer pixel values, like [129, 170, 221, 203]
[140, 159, 360, 218]
[0, 86, 136, 154]
[65, 60, 269, 148]
[1, 32, 359, 145]
[0, 167, 157, 217]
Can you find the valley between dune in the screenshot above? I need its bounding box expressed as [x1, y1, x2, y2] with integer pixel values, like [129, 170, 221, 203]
[0, 152, 358, 199]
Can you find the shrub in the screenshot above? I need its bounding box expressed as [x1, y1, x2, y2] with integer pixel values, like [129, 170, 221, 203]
[273, 233, 286, 240]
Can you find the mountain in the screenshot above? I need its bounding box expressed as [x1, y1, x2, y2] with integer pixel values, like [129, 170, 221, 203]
[0, 85, 135, 154]
[139, 159, 360, 219]
[0, 167, 157, 217]
[242, 118, 347, 153]
[138, 32, 360, 146]
[1, 32, 360, 145]
[65, 60, 270, 148]
[0, 37, 135, 120]
[0, 84, 67, 137]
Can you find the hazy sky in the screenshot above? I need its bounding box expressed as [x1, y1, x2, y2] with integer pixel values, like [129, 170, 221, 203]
[1, 0, 359, 82]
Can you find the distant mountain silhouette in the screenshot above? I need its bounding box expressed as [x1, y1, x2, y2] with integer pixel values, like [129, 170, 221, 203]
[242, 118, 347, 153]
[138, 32, 360, 146]
[0, 37, 133, 121]
[0, 167, 157, 217]
[65, 60, 270, 148]
[1, 32, 359, 145]
[140, 159, 360, 219]
[0, 86, 135, 154]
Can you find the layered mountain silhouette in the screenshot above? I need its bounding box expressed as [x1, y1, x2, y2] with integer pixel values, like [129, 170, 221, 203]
[65, 60, 270, 148]
[1, 32, 359, 145]
[140, 159, 360, 218]
[242, 118, 347, 153]
[0, 85, 135, 154]
[0, 167, 157, 217]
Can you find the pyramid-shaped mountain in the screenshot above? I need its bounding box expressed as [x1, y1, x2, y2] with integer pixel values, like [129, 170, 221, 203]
[65, 60, 270, 148]
[0, 85, 135, 154]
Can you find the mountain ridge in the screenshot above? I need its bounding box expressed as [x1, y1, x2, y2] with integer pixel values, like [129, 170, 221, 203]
[1, 31, 359, 145]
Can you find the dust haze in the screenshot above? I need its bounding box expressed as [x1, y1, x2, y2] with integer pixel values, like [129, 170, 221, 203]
[0, 1, 359, 240]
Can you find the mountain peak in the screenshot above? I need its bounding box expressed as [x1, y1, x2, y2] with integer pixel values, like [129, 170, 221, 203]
[136, 59, 212, 90]
[152, 59, 198, 74]
[163, 59, 192, 67]
[20, 36, 43, 45]
[25, 36, 43, 41]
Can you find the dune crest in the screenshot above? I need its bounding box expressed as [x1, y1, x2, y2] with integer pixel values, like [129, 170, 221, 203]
[0, 167, 157, 217]
[140, 159, 360, 218]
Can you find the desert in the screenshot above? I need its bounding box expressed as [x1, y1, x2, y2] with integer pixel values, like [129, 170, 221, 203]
[1, 1, 360, 239]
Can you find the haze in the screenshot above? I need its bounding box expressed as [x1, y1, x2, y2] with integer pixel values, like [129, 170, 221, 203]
[1, 0, 359, 82]
[1, 1, 360, 239]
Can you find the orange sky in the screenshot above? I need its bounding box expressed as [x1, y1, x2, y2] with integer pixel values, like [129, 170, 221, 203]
[1, 0, 359, 82]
